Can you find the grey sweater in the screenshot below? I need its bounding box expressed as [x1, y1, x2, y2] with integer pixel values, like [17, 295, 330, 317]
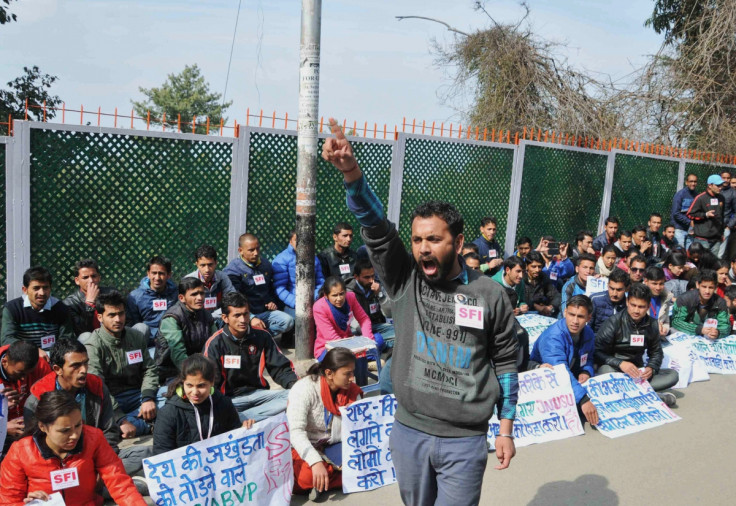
[362, 219, 519, 437]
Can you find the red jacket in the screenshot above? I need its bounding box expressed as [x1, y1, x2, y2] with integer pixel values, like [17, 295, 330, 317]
[0, 344, 52, 420]
[0, 425, 145, 506]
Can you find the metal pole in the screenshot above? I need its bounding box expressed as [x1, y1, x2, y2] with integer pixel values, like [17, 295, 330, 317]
[295, 0, 321, 360]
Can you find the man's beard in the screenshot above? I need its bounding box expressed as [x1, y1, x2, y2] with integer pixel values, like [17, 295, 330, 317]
[416, 253, 456, 284]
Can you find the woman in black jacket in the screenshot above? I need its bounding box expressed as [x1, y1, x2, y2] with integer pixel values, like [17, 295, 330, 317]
[152, 354, 255, 455]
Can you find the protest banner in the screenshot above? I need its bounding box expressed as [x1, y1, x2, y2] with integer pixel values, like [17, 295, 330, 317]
[143, 413, 292, 506]
[487, 364, 584, 449]
[585, 373, 680, 438]
[659, 343, 710, 388]
[340, 394, 397, 494]
[585, 276, 608, 297]
[668, 331, 736, 375]
[516, 314, 558, 349]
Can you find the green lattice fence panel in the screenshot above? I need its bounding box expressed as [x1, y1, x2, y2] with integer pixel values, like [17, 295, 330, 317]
[516, 145, 607, 244]
[246, 131, 392, 262]
[399, 138, 514, 247]
[609, 154, 679, 230]
[0, 140, 6, 305]
[30, 128, 232, 298]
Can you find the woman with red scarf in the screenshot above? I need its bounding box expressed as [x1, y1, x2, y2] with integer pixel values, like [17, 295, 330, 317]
[287, 348, 362, 500]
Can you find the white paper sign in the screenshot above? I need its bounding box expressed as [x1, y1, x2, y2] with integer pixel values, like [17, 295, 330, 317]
[253, 274, 266, 285]
[668, 331, 736, 375]
[585, 276, 609, 297]
[40, 335, 56, 349]
[25, 492, 66, 506]
[126, 349, 144, 365]
[223, 355, 241, 369]
[340, 395, 397, 494]
[369, 303, 379, 314]
[144, 413, 292, 506]
[516, 314, 557, 349]
[50, 468, 79, 491]
[487, 365, 584, 449]
[339, 264, 352, 275]
[585, 373, 680, 438]
[659, 343, 710, 388]
[454, 303, 484, 329]
[152, 299, 168, 311]
[204, 297, 218, 309]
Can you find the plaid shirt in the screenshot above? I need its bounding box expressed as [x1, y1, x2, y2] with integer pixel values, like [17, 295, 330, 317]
[345, 174, 520, 420]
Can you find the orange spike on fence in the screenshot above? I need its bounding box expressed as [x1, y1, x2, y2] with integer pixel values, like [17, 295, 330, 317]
[431, 121, 436, 136]
[146, 110, 150, 130]
[458, 124, 463, 138]
[97, 107, 100, 126]
[162, 112, 166, 132]
[114, 107, 118, 128]
[402, 117, 406, 133]
[440, 123, 444, 137]
[491, 128, 495, 141]
[342, 119, 346, 133]
[466, 125, 470, 139]
[206, 117, 210, 135]
[506, 131, 510, 143]
[364, 121, 368, 137]
[412, 118, 416, 134]
[43, 101, 47, 122]
[394, 125, 398, 140]
[177, 114, 181, 132]
[475, 126, 479, 140]
[353, 120, 357, 135]
[62, 102, 65, 124]
[270, 111, 274, 128]
[284, 112, 288, 129]
[383, 124, 387, 139]
[543, 131, 548, 142]
[522, 126, 527, 139]
[220, 118, 224, 136]
[25, 98, 28, 120]
[449, 124, 453, 137]
[130, 109, 134, 129]
[374, 123, 377, 138]
[259, 109, 263, 127]
[421, 120, 426, 135]
[514, 132, 519, 144]
[319, 116, 323, 133]
[484, 128, 488, 141]
[246, 108, 250, 126]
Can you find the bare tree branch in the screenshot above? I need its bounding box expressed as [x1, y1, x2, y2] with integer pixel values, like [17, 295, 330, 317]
[395, 16, 470, 37]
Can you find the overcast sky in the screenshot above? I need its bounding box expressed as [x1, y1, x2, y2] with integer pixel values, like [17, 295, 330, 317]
[0, 0, 664, 131]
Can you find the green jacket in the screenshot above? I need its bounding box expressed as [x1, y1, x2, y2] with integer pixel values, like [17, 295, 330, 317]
[491, 271, 526, 308]
[85, 325, 159, 421]
[671, 289, 730, 338]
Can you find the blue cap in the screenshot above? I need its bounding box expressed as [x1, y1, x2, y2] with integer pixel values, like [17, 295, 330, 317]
[707, 174, 724, 185]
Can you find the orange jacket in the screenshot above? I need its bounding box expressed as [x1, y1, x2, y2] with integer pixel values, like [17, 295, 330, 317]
[0, 344, 52, 420]
[0, 425, 145, 506]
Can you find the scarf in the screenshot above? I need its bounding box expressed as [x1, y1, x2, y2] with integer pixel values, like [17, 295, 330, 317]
[328, 298, 351, 331]
[320, 376, 363, 417]
[596, 256, 613, 277]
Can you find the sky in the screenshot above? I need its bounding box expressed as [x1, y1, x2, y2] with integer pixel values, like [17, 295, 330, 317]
[0, 0, 665, 132]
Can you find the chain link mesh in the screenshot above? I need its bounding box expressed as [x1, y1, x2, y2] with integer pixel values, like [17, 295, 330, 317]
[245, 131, 392, 262]
[609, 154, 680, 229]
[29, 128, 233, 298]
[0, 141, 6, 305]
[399, 138, 514, 246]
[516, 145, 607, 243]
[684, 162, 733, 197]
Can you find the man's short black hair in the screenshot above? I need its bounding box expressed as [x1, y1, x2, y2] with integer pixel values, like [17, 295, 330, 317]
[645, 266, 665, 282]
[689, 242, 705, 256]
[601, 244, 618, 256]
[628, 282, 651, 302]
[697, 269, 718, 285]
[575, 230, 593, 244]
[463, 252, 481, 262]
[147, 255, 172, 274]
[194, 244, 217, 262]
[605, 217, 620, 226]
[95, 290, 126, 315]
[332, 222, 353, 235]
[73, 259, 99, 277]
[462, 243, 479, 253]
[179, 277, 204, 296]
[649, 212, 662, 220]
[619, 230, 632, 239]
[5, 341, 39, 369]
[576, 253, 596, 266]
[664, 223, 676, 230]
[630, 254, 648, 267]
[353, 257, 374, 276]
[503, 256, 524, 271]
[724, 285, 736, 300]
[566, 294, 592, 315]
[609, 268, 630, 286]
[412, 201, 464, 239]
[49, 338, 87, 369]
[517, 236, 532, 247]
[23, 266, 52, 288]
[526, 250, 545, 266]
[222, 292, 249, 315]
[632, 225, 647, 235]
[480, 216, 497, 227]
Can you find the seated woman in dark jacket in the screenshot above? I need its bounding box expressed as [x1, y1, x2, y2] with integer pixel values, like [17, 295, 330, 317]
[153, 354, 254, 455]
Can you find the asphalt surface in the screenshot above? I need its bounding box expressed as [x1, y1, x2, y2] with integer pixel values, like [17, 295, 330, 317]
[291, 372, 736, 506]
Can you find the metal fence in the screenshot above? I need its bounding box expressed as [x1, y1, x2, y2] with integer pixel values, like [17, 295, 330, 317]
[1, 120, 734, 304]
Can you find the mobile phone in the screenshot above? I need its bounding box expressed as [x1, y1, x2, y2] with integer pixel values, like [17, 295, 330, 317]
[547, 241, 560, 256]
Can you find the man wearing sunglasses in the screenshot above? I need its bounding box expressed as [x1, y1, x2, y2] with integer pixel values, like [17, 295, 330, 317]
[629, 255, 648, 283]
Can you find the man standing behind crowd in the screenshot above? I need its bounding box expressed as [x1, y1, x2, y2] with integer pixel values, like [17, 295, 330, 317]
[63, 259, 113, 341]
[671, 173, 698, 248]
[687, 174, 725, 256]
[323, 118, 519, 505]
[1, 266, 74, 357]
[473, 216, 505, 275]
[225, 233, 295, 335]
[646, 213, 663, 260]
[318, 222, 358, 282]
[126, 256, 178, 344]
[186, 244, 235, 318]
[593, 217, 619, 253]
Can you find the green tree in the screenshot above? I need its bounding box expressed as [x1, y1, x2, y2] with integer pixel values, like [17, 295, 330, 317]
[0, 66, 62, 132]
[1, 0, 19, 24]
[132, 64, 232, 134]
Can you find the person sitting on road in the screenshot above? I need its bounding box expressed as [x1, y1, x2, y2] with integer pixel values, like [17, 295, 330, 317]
[594, 283, 678, 406]
[126, 256, 178, 344]
[318, 222, 359, 282]
[185, 244, 236, 320]
[596, 244, 618, 278]
[492, 256, 529, 316]
[589, 268, 630, 334]
[63, 259, 114, 342]
[346, 258, 395, 347]
[643, 267, 674, 338]
[515, 236, 533, 258]
[572, 230, 595, 259]
[287, 348, 363, 501]
[153, 353, 254, 455]
[593, 217, 619, 253]
[539, 236, 574, 290]
[463, 252, 482, 271]
[671, 269, 730, 340]
[529, 295, 599, 427]
[272, 228, 325, 318]
[523, 251, 561, 317]
[613, 230, 634, 258]
[561, 253, 596, 313]
[0, 390, 146, 506]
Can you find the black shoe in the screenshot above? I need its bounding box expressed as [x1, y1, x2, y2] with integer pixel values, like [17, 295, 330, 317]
[309, 488, 328, 502]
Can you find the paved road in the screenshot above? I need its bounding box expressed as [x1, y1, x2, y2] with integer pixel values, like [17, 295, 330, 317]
[292, 372, 736, 505]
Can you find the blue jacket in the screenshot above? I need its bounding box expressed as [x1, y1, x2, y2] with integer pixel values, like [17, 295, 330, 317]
[671, 187, 697, 231]
[472, 236, 504, 275]
[592, 232, 615, 253]
[530, 319, 595, 404]
[589, 291, 626, 334]
[543, 258, 574, 291]
[126, 277, 179, 337]
[271, 245, 325, 308]
[223, 256, 278, 314]
[560, 275, 586, 314]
